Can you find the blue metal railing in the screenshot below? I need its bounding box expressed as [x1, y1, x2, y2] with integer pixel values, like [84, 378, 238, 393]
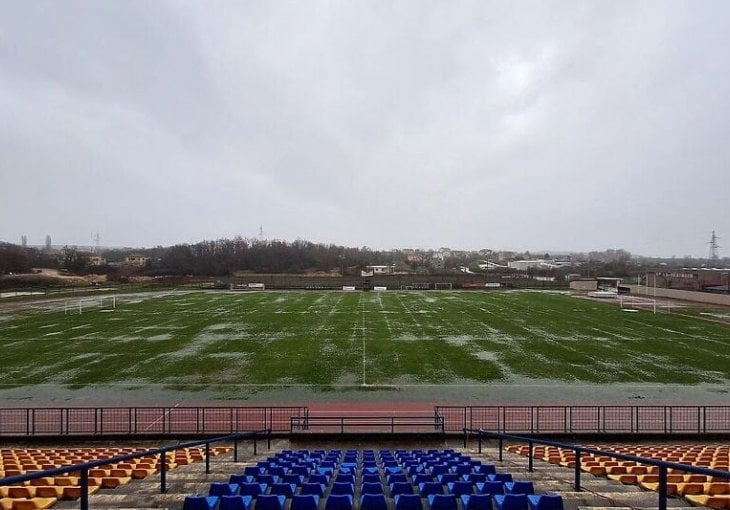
[464, 428, 730, 510]
[0, 429, 270, 509]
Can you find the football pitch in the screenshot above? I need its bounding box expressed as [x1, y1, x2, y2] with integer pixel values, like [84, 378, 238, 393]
[1, 290, 729, 403]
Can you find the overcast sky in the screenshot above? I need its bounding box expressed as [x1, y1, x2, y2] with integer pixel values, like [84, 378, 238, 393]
[2, 1, 729, 257]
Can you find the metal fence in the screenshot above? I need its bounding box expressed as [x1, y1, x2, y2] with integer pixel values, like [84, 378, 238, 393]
[435, 405, 730, 434]
[0, 406, 308, 436]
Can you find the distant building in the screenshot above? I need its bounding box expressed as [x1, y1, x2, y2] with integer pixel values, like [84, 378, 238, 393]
[88, 255, 107, 266]
[366, 265, 394, 275]
[125, 254, 150, 267]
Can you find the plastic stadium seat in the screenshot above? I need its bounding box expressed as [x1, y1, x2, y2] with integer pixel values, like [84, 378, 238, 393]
[360, 493, 388, 510]
[477, 481, 504, 495]
[240, 483, 267, 497]
[300, 483, 325, 497]
[448, 481, 474, 496]
[476, 465, 497, 475]
[335, 474, 355, 485]
[257, 475, 279, 485]
[325, 494, 354, 510]
[461, 494, 493, 510]
[395, 494, 424, 510]
[429, 494, 458, 510]
[494, 494, 528, 510]
[361, 482, 385, 495]
[283, 474, 304, 486]
[420, 482, 444, 497]
[362, 474, 382, 484]
[414, 474, 434, 484]
[183, 495, 219, 510]
[309, 474, 329, 486]
[256, 495, 287, 510]
[438, 474, 459, 484]
[527, 495, 563, 510]
[390, 482, 415, 497]
[270, 483, 296, 498]
[330, 482, 354, 496]
[210, 482, 240, 496]
[220, 495, 253, 510]
[388, 474, 409, 485]
[291, 494, 320, 510]
[489, 474, 513, 483]
[504, 482, 534, 495]
[466, 474, 487, 484]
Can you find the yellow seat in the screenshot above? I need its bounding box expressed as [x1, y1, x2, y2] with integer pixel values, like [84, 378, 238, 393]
[685, 494, 730, 509]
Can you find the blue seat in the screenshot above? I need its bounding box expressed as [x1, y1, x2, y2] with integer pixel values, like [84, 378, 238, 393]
[220, 495, 253, 510]
[419, 482, 443, 497]
[448, 481, 473, 496]
[245, 466, 265, 476]
[394, 494, 423, 510]
[488, 474, 512, 483]
[527, 495, 563, 510]
[477, 481, 504, 494]
[256, 495, 287, 510]
[269, 467, 288, 477]
[335, 474, 355, 484]
[504, 482, 534, 495]
[183, 495, 219, 510]
[330, 482, 354, 495]
[362, 467, 379, 475]
[362, 474, 382, 484]
[387, 474, 408, 485]
[325, 494, 353, 510]
[461, 494, 493, 510]
[210, 482, 240, 496]
[291, 494, 320, 510]
[438, 474, 459, 485]
[493, 494, 528, 510]
[270, 483, 296, 498]
[390, 481, 414, 497]
[257, 475, 279, 485]
[240, 483, 268, 497]
[475, 465, 497, 475]
[466, 474, 487, 484]
[309, 474, 329, 486]
[413, 474, 434, 484]
[361, 482, 384, 495]
[284, 474, 304, 486]
[300, 482, 325, 497]
[231, 475, 253, 485]
[360, 493, 388, 510]
[428, 494, 458, 510]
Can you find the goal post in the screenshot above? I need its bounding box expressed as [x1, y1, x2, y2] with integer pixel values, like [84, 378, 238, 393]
[434, 283, 453, 290]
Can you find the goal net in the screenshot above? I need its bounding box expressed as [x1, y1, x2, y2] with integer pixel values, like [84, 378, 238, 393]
[434, 283, 453, 290]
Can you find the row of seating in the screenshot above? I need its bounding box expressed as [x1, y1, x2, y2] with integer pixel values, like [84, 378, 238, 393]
[184, 449, 564, 510]
[507, 444, 730, 509]
[184, 491, 563, 510]
[0, 446, 231, 510]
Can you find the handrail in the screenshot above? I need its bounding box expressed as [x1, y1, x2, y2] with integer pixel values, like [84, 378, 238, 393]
[291, 415, 445, 434]
[0, 429, 271, 510]
[464, 428, 730, 510]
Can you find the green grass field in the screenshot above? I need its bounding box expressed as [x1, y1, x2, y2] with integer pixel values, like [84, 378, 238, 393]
[1, 290, 729, 400]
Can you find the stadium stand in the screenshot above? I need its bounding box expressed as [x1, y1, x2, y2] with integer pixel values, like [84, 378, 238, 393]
[183, 449, 563, 510]
[507, 443, 730, 509]
[0, 446, 230, 510]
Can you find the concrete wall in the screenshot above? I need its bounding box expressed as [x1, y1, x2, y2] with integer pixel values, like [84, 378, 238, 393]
[628, 285, 730, 306]
[569, 279, 598, 291]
